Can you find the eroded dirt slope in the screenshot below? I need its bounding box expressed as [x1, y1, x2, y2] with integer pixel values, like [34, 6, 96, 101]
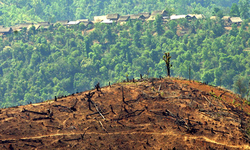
[0, 78, 250, 150]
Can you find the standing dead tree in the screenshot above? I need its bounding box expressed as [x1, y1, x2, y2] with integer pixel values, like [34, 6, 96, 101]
[163, 52, 172, 77]
[85, 92, 95, 111]
[85, 92, 106, 120]
[95, 82, 101, 91]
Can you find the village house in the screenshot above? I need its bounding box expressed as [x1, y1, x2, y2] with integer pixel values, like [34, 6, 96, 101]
[147, 10, 168, 21]
[106, 14, 120, 22]
[152, 10, 168, 17]
[77, 19, 93, 27]
[117, 15, 130, 25]
[94, 16, 107, 23]
[55, 20, 69, 26]
[222, 16, 230, 21]
[67, 21, 80, 27]
[188, 14, 205, 19]
[222, 16, 231, 26]
[229, 17, 243, 25]
[129, 14, 145, 20]
[101, 19, 114, 24]
[210, 16, 219, 20]
[29, 24, 41, 30]
[12, 23, 34, 31]
[138, 12, 151, 19]
[0, 27, 13, 35]
[37, 22, 52, 30]
[170, 15, 187, 20]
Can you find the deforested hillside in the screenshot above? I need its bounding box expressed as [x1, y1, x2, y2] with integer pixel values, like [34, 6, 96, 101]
[0, 78, 249, 149]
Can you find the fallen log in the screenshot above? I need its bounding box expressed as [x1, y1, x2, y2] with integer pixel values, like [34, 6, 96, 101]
[0, 140, 15, 144]
[19, 139, 42, 143]
[93, 103, 105, 120]
[33, 117, 54, 121]
[21, 108, 48, 115]
[99, 121, 108, 133]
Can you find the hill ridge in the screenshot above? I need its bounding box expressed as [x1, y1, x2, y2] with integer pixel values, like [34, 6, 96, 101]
[0, 77, 250, 149]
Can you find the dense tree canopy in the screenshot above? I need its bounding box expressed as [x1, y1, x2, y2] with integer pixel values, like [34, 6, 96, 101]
[0, 15, 250, 107]
[0, 1, 250, 108]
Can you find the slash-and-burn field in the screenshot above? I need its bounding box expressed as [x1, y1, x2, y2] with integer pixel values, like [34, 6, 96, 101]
[0, 77, 250, 150]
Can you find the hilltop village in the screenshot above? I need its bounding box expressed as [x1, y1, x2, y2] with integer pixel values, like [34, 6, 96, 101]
[0, 10, 244, 36]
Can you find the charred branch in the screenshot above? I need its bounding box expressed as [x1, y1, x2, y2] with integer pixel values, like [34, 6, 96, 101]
[21, 108, 48, 115]
[110, 105, 116, 114]
[20, 139, 42, 143]
[114, 109, 145, 121]
[0, 140, 15, 144]
[33, 117, 54, 121]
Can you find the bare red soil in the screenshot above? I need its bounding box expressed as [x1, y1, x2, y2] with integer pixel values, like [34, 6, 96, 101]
[0, 77, 250, 150]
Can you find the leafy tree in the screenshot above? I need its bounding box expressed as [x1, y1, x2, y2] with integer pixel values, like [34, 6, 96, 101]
[230, 3, 240, 17]
[229, 23, 239, 37]
[154, 15, 164, 35]
[213, 7, 224, 18]
[168, 20, 178, 34]
[233, 77, 248, 98]
[165, 6, 175, 18]
[239, 0, 250, 19]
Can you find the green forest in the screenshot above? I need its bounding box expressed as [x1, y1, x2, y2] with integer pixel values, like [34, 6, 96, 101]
[0, 0, 250, 108]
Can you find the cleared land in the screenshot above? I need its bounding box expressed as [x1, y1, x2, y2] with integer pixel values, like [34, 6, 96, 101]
[0, 77, 250, 150]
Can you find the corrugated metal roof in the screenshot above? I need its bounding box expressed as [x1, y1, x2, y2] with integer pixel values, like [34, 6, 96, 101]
[101, 19, 113, 24]
[67, 21, 80, 25]
[170, 15, 187, 20]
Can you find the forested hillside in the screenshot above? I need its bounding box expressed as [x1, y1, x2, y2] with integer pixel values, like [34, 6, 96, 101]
[0, 15, 250, 107]
[0, 1, 250, 108]
[0, 0, 244, 26]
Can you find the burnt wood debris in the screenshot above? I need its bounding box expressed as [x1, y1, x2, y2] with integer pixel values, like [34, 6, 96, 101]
[53, 99, 78, 112]
[1, 78, 250, 149]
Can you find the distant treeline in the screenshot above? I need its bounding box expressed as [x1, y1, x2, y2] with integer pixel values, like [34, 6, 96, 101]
[0, 0, 248, 26]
